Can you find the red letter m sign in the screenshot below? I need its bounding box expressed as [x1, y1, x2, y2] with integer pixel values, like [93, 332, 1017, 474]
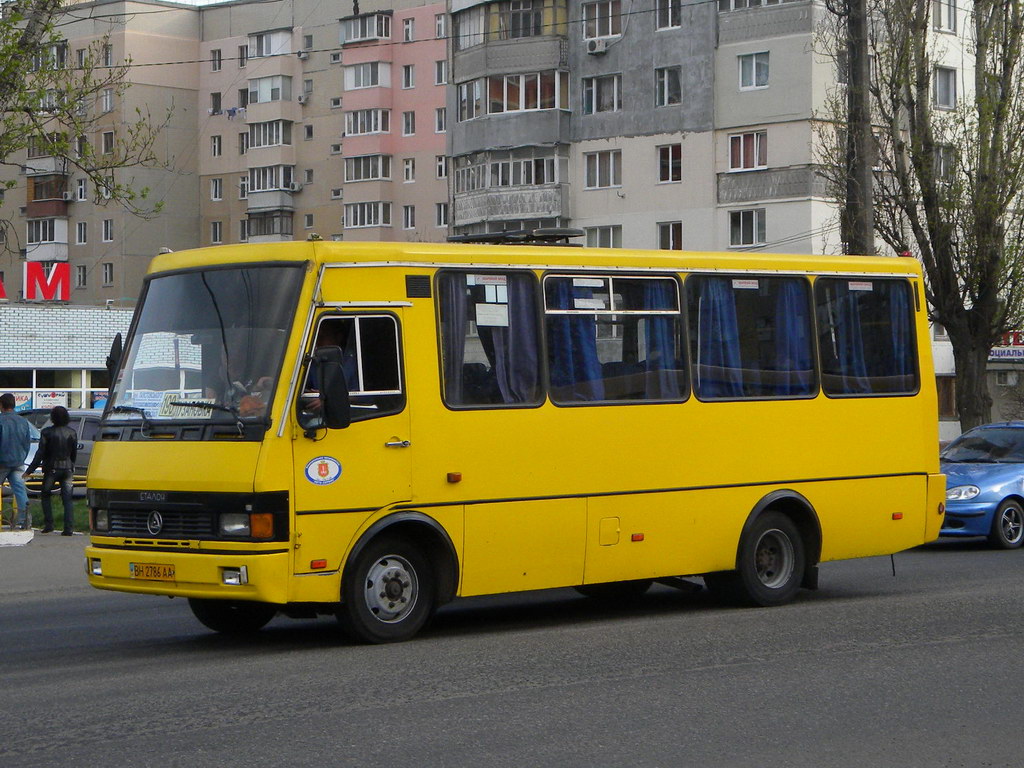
[23, 261, 70, 301]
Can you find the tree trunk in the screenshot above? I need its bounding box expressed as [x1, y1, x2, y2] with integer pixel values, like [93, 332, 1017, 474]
[951, 339, 994, 430]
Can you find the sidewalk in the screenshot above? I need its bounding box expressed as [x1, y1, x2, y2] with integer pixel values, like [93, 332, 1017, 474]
[0, 532, 93, 602]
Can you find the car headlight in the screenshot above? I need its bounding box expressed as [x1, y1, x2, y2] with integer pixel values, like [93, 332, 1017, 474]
[220, 512, 250, 536]
[947, 485, 981, 501]
[93, 509, 109, 532]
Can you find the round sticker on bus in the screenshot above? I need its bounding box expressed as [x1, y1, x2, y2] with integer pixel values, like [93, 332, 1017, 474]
[304, 456, 342, 486]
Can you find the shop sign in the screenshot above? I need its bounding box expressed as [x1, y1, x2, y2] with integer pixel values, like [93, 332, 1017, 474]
[0, 262, 70, 301]
[35, 391, 69, 408]
[990, 331, 1024, 360]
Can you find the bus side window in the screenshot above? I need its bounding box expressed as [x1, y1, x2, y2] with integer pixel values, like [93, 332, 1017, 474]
[437, 271, 543, 408]
[815, 278, 918, 396]
[298, 315, 405, 429]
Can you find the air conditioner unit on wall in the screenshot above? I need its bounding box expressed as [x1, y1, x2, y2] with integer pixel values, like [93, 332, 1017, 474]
[586, 38, 608, 55]
[61, 191, 74, 201]
[297, 94, 307, 104]
[297, 50, 309, 60]
[289, 182, 303, 192]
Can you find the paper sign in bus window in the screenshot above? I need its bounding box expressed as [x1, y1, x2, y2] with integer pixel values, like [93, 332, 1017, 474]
[849, 281, 873, 291]
[467, 274, 508, 286]
[475, 303, 510, 327]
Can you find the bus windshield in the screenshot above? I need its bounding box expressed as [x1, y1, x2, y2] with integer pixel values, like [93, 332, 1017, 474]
[107, 264, 305, 423]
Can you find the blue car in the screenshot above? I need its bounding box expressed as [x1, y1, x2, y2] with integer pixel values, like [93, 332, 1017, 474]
[940, 422, 1024, 549]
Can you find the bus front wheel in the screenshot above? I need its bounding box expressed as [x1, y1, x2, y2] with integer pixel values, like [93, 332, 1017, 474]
[705, 511, 805, 607]
[337, 536, 436, 644]
[187, 598, 277, 634]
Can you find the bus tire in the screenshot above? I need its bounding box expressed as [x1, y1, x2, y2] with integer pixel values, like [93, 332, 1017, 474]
[574, 579, 653, 601]
[187, 598, 276, 634]
[706, 511, 805, 607]
[337, 536, 436, 644]
[988, 500, 1024, 549]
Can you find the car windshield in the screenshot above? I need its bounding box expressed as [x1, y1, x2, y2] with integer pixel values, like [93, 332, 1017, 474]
[941, 427, 1024, 463]
[107, 264, 304, 423]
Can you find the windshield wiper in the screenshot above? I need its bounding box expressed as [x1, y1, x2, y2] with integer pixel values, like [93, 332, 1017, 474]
[109, 405, 153, 436]
[169, 400, 248, 435]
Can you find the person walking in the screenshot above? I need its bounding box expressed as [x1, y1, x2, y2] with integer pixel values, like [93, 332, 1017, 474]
[0, 392, 32, 530]
[23, 405, 77, 535]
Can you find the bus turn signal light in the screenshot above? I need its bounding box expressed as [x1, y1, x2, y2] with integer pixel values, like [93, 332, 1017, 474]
[310, 559, 327, 570]
[892, 512, 903, 520]
[447, 472, 462, 483]
[250, 513, 274, 539]
[631, 533, 644, 542]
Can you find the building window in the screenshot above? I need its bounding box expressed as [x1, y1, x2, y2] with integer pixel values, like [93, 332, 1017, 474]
[75, 264, 87, 287]
[739, 52, 770, 89]
[344, 201, 392, 228]
[656, 0, 681, 29]
[435, 107, 447, 133]
[239, 219, 249, 242]
[247, 211, 293, 236]
[344, 154, 392, 182]
[211, 48, 222, 71]
[249, 120, 292, 148]
[658, 221, 683, 250]
[303, 34, 314, 49]
[304, 124, 314, 140]
[342, 13, 392, 43]
[331, 143, 342, 154]
[210, 178, 223, 200]
[403, 111, 416, 135]
[238, 132, 249, 155]
[211, 221, 222, 244]
[403, 17, 415, 41]
[346, 108, 390, 135]
[435, 59, 448, 85]
[102, 44, 113, 67]
[459, 71, 569, 120]
[102, 131, 114, 154]
[331, 188, 343, 199]
[330, 51, 342, 64]
[403, 205, 416, 229]
[331, 96, 343, 109]
[304, 213, 314, 229]
[403, 158, 415, 182]
[345, 62, 385, 90]
[436, 13, 448, 37]
[76, 178, 87, 201]
[100, 88, 113, 113]
[102, 262, 114, 286]
[238, 44, 248, 68]
[249, 165, 295, 191]
[303, 79, 313, 95]
[934, 66, 957, 109]
[729, 131, 768, 170]
[239, 176, 248, 199]
[75, 221, 87, 244]
[583, 1, 622, 39]
[585, 149, 622, 188]
[585, 225, 622, 248]
[249, 30, 290, 58]
[304, 168, 314, 184]
[935, 144, 956, 181]
[436, 155, 448, 178]
[933, 0, 956, 32]
[102, 219, 113, 242]
[27, 219, 55, 244]
[211, 135, 222, 157]
[436, 202, 449, 227]
[249, 75, 292, 103]
[582, 74, 622, 114]
[658, 144, 682, 182]
[729, 208, 766, 246]
[402, 64, 415, 89]
[655, 67, 682, 106]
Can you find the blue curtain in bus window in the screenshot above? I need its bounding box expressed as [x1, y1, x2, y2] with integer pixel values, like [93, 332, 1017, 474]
[439, 274, 467, 403]
[773, 280, 814, 395]
[477, 275, 540, 403]
[697, 277, 743, 398]
[889, 282, 914, 385]
[643, 280, 682, 399]
[548, 280, 604, 401]
[833, 282, 871, 394]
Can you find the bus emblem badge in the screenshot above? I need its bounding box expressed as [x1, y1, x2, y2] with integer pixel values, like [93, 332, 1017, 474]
[305, 456, 342, 486]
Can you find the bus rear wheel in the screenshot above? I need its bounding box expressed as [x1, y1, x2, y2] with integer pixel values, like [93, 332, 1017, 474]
[337, 536, 436, 644]
[187, 598, 277, 634]
[705, 511, 805, 607]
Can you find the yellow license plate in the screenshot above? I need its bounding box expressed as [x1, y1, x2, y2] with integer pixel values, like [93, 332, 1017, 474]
[129, 562, 176, 581]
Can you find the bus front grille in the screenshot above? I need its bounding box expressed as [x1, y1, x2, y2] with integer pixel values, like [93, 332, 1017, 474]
[108, 510, 216, 537]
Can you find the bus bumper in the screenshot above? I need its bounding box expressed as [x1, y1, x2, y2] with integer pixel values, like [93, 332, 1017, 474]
[84, 544, 291, 604]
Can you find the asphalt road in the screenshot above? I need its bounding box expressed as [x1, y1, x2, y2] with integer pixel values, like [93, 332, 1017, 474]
[1, 534, 1022, 768]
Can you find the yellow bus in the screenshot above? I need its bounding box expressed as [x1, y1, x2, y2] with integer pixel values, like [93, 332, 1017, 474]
[85, 235, 945, 643]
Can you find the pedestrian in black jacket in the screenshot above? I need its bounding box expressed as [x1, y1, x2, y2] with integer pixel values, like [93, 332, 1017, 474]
[23, 406, 78, 535]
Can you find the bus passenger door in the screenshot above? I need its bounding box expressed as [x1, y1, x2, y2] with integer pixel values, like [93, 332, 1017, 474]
[291, 312, 412, 574]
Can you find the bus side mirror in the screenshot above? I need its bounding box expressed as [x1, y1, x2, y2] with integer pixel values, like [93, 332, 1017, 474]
[106, 332, 122, 383]
[314, 346, 351, 430]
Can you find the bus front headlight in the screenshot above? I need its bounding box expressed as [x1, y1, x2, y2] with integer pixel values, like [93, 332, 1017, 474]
[93, 509, 109, 532]
[220, 513, 251, 536]
[946, 485, 980, 501]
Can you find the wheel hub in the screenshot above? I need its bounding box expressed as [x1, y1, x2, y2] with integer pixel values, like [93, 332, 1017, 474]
[363, 555, 418, 623]
[754, 529, 795, 589]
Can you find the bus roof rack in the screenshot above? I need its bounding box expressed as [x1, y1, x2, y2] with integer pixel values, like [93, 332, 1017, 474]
[447, 228, 585, 246]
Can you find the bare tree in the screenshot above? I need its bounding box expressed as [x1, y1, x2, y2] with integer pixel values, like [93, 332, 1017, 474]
[818, 0, 1024, 430]
[0, 0, 172, 241]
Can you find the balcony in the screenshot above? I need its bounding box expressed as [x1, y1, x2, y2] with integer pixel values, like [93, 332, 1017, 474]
[453, 184, 568, 226]
[25, 241, 69, 262]
[246, 189, 297, 212]
[23, 156, 67, 176]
